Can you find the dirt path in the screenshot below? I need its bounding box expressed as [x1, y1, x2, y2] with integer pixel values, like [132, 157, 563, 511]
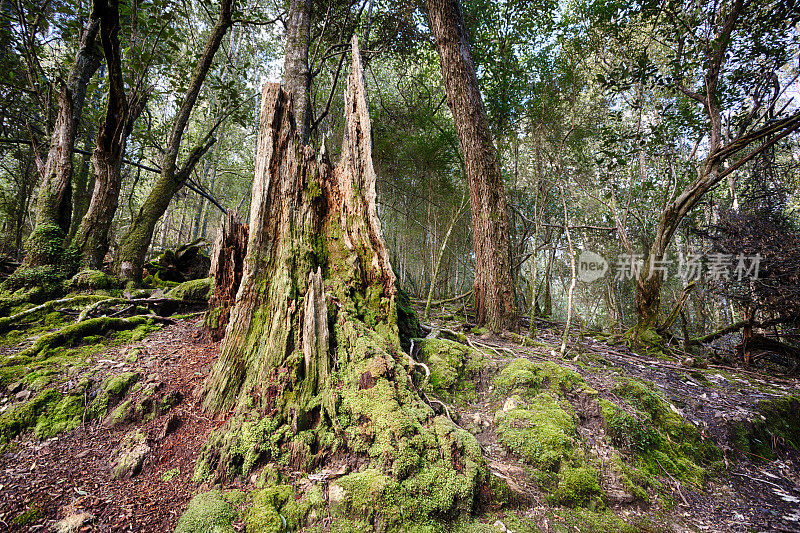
[0, 319, 217, 532]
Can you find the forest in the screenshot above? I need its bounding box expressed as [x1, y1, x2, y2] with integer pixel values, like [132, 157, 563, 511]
[0, 0, 799, 531]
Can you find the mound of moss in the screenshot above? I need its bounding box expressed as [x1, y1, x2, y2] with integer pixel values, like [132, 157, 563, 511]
[175, 491, 237, 533]
[600, 378, 720, 486]
[730, 393, 800, 459]
[495, 392, 578, 471]
[66, 269, 121, 292]
[166, 278, 212, 301]
[417, 338, 483, 401]
[493, 358, 583, 399]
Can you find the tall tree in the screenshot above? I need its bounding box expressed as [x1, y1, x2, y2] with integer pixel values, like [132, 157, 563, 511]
[424, 0, 517, 332]
[114, 0, 235, 281]
[21, 15, 102, 267]
[71, 0, 148, 269]
[283, 0, 311, 142]
[630, 0, 800, 331]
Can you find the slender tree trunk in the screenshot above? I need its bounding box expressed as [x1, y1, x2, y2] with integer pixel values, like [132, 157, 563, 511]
[114, 0, 234, 281]
[68, 137, 94, 242]
[196, 43, 483, 517]
[283, 0, 310, 142]
[425, 0, 517, 333]
[72, 0, 147, 270]
[21, 16, 102, 267]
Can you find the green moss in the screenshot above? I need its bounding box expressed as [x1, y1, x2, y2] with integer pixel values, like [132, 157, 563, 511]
[731, 394, 800, 459]
[66, 269, 120, 291]
[167, 278, 212, 301]
[11, 506, 40, 526]
[0, 388, 60, 447]
[551, 508, 640, 533]
[112, 320, 159, 344]
[494, 359, 583, 399]
[162, 468, 180, 482]
[90, 371, 139, 418]
[551, 466, 602, 507]
[35, 392, 85, 438]
[175, 490, 236, 533]
[495, 392, 577, 471]
[602, 379, 721, 486]
[245, 484, 310, 532]
[417, 338, 482, 400]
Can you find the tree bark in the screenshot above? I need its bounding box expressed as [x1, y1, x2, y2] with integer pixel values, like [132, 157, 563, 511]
[72, 0, 148, 270]
[195, 42, 483, 516]
[425, 0, 517, 333]
[21, 16, 102, 267]
[283, 0, 311, 142]
[205, 211, 248, 341]
[113, 0, 234, 282]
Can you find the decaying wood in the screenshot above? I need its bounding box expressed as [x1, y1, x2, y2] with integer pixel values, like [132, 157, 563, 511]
[205, 211, 248, 341]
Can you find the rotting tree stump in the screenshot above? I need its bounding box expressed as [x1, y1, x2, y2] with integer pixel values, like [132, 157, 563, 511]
[195, 38, 484, 525]
[205, 211, 248, 341]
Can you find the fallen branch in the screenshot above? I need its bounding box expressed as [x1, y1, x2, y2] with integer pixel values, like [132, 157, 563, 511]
[0, 295, 109, 333]
[7, 316, 150, 362]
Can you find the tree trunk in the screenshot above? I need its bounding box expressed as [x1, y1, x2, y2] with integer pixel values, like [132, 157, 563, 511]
[67, 137, 95, 242]
[283, 0, 311, 142]
[21, 17, 102, 267]
[114, 0, 234, 282]
[195, 41, 483, 520]
[72, 0, 147, 270]
[205, 211, 248, 341]
[425, 0, 517, 333]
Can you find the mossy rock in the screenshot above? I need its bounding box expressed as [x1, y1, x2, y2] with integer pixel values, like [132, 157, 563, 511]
[166, 278, 212, 301]
[175, 490, 237, 533]
[111, 429, 150, 479]
[495, 392, 577, 471]
[417, 338, 483, 399]
[66, 269, 122, 292]
[35, 392, 85, 439]
[551, 465, 603, 507]
[493, 358, 583, 399]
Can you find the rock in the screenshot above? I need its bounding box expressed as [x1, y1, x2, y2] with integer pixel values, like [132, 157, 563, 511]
[502, 397, 519, 412]
[15, 389, 31, 402]
[112, 430, 150, 479]
[328, 482, 346, 510]
[493, 519, 508, 531]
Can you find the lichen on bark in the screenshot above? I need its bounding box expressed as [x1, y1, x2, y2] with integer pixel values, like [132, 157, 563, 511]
[195, 38, 484, 524]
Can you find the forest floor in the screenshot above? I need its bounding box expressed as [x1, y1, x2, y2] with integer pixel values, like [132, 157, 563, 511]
[0, 310, 799, 532]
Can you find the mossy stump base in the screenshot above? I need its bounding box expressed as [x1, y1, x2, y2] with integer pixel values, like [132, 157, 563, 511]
[195, 38, 484, 529]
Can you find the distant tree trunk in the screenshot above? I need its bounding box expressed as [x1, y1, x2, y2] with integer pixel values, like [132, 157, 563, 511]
[196, 43, 482, 511]
[72, 0, 148, 270]
[21, 16, 102, 267]
[114, 0, 234, 282]
[425, 0, 517, 333]
[283, 0, 310, 142]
